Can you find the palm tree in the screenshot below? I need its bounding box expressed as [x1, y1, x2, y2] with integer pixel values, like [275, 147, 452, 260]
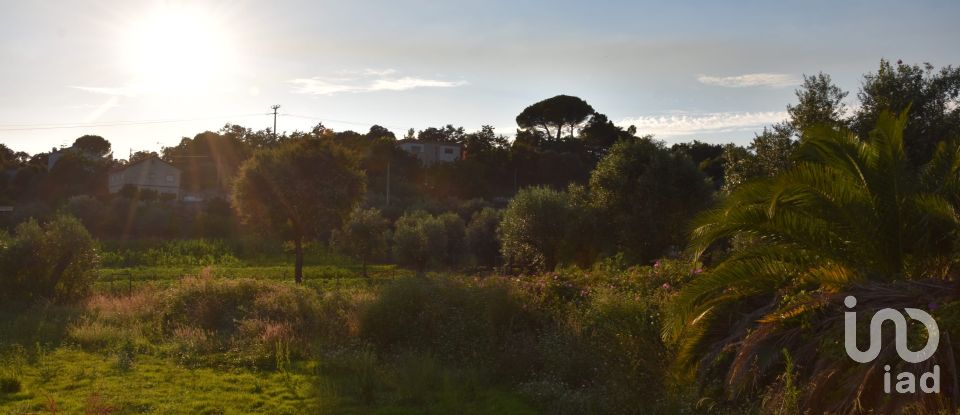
[666, 111, 960, 413]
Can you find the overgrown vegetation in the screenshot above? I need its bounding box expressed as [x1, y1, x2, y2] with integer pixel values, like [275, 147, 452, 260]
[4, 59, 960, 413]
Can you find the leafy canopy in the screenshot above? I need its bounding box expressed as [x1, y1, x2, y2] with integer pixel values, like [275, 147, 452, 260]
[233, 138, 365, 282]
[516, 95, 595, 140]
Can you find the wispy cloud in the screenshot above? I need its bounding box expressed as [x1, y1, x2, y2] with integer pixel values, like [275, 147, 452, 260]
[290, 69, 466, 95]
[697, 73, 800, 88]
[618, 111, 787, 137]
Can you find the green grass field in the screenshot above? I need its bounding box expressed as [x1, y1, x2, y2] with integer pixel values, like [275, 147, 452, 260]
[0, 240, 537, 414]
[0, 347, 536, 414]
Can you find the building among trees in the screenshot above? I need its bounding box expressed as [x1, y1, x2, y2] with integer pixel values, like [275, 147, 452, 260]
[396, 139, 463, 165]
[108, 156, 181, 198]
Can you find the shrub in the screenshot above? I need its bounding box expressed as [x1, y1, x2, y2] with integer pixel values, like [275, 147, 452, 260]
[498, 186, 571, 272]
[464, 207, 501, 267]
[0, 215, 99, 302]
[358, 268, 685, 414]
[159, 278, 338, 366]
[330, 208, 390, 277]
[360, 277, 544, 371]
[391, 211, 447, 273]
[68, 290, 161, 350]
[437, 212, 465, 266]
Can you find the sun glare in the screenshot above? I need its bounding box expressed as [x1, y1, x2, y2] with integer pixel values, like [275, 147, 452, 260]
[120, 5, 234, 93]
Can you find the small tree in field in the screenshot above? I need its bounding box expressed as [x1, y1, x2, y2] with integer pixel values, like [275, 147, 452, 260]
[465, 207, 501, 267]
[331, 208, 389, 277]
[392, 211, 447, 274]
[233, 139, 365, 283]
[498, 186, 571, 272]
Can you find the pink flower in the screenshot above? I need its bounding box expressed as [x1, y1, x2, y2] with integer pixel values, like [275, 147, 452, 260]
[661, 283, 672, 290]
[653, 260, 661, 269]
[692, 268, 704, 275]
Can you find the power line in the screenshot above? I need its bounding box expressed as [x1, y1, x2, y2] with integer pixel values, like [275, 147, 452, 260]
[0, 113, 268, 132]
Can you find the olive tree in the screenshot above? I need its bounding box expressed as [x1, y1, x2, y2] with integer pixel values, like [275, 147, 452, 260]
[392, 211, 447, 274]
[465, 207, 501, 268]
[331, 208, 389, 277]
[498, 186, 572, 272]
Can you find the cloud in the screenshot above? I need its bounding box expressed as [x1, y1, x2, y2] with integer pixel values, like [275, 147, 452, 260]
[697, 73, 800, 88]
[618, 111, 788, 137]
[290, 69, 466, 95]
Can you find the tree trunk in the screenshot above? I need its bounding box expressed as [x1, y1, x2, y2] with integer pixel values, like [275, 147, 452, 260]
[294, 237, 304, 284]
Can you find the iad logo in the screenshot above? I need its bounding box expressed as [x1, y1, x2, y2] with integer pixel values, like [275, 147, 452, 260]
[843, 295, 941, 394]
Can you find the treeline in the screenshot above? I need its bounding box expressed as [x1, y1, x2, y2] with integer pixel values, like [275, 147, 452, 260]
[2, 59, 958, 264]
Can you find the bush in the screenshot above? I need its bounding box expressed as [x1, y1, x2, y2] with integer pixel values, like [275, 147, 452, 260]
[330, 208, 390, 277]
[359, 277, 544, 370]
[159, 278, 342, 367]
[437, 212, 465, 266]
[358, 267, 688, 414]
[0, 215, 99, 302]
[392, 211, 447, 273]
[465, 207, 501, 267]
[498, 186, 572, 272]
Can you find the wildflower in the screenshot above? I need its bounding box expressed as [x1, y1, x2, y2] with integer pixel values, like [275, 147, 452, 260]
[692, 268, 704, 275]
[661, 283, 672, 290]
[653, 260, 661, 269]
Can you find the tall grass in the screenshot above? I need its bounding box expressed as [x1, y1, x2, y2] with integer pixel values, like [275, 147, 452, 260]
[5, 259, 700, 414]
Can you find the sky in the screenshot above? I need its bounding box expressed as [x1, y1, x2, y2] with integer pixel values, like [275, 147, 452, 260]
[2, 0, 959, 156]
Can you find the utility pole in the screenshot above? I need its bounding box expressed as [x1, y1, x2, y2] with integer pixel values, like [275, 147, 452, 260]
[270, 105, 281, 140]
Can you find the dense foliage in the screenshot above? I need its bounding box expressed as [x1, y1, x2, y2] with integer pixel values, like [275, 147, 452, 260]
[669, 112, 960, 412]
[0, 215, 98, 302]
[498, 186, 573, 273]
[330, 208, 390, 277]
[589, 137, 713, 263]
[391, 210, 449, 273]
[233, 138, 366, 282]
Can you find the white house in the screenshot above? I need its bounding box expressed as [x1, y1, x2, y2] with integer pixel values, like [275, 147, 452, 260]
[108, 157, 181, 198]
[396, 139, 463, 165]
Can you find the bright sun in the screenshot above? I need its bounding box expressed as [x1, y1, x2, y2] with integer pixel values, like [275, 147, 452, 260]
[120, 5, 233, 92]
